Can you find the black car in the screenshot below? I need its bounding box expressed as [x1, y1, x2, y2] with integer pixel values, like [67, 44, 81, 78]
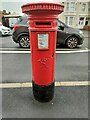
[12, 16, 84, 48]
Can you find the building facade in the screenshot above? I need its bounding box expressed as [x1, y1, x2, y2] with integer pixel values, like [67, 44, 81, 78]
[0, 10, 10, 23]
[59, 0, 90, 29]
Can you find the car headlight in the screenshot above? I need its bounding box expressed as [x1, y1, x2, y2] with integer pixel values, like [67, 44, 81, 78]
[79, 30, 83, 35]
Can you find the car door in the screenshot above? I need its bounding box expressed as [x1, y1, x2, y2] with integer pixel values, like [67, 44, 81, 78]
[57, 21, 70, 45]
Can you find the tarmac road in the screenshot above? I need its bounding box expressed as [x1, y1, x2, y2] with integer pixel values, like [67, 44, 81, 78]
[1, 52, 88, 83]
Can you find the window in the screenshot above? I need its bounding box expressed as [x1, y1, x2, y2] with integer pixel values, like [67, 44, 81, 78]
[58, 21, 64, 27]
[62, 2, 64, 4]
[66, 2, 69, 11]
[79, 17, 84, 25]
[85, 18, 90, 25]
[70, 2, 75, 12]
[66, 2, 75, 12]
[65, 17, 68, 24]
[69, 17, 73, 25]
[65, 16, 75, 26]
[58, 21, 61, 27]
[82, 3, 86, 11]
[17, 17, 28, 24]
[89, 3, 90, 11]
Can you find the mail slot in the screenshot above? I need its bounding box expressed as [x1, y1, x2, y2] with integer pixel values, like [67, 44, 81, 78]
[36, 22, 51, 26]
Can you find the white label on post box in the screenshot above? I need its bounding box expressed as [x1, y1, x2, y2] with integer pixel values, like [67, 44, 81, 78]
[38, 34, 48, 49]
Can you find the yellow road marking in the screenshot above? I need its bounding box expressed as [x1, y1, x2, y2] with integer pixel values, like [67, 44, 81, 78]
[55, 81, 89, 86]
[0, 83, 32, 88]
[0, 81, 89, 88]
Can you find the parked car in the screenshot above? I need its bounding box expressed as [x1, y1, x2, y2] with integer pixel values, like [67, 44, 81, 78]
[12, 16, 84, 48]
[0, 22, 11, 36]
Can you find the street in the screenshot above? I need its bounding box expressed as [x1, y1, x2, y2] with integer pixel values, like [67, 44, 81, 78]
[0, 30, 89, 118]
[2, 53, 88, 83]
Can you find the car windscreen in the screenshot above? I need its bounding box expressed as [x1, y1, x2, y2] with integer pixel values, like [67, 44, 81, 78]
[16, 17, 28, 25]
[58, 20, 68, 28]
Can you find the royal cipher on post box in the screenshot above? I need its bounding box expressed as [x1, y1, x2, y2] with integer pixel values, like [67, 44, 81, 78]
[22, 2, 64, 102]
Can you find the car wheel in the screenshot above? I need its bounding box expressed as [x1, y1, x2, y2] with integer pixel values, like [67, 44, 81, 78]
[66, 36, 78, 48]
[19, 35, 30, 48]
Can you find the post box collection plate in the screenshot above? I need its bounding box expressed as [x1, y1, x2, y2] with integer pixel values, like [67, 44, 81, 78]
[38, 33, 49, 49]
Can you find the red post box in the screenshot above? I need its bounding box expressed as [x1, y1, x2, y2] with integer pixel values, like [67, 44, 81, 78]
[22, 2, 64, 102]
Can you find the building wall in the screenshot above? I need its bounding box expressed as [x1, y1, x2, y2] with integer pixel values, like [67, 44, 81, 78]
[0, 12, 2, 23]
[0, 10, 10, 23]
[58, 0, 90, 29]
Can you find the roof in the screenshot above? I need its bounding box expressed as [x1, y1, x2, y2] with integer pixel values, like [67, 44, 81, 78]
[4, 13, 21, 18]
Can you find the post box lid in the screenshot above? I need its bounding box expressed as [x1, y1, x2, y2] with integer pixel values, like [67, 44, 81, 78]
[21, 2, 64, 15]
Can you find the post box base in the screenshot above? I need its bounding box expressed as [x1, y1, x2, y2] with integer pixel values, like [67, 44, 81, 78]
[33, 81, 54, 103]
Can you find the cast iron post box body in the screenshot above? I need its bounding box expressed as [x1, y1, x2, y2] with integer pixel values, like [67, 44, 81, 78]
[22, 3, 64, 102]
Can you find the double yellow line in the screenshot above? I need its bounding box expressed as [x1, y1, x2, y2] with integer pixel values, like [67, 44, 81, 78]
[0, 81, 89, 89]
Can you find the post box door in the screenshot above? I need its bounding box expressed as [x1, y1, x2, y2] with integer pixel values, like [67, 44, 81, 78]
[30, 31, 57, 85]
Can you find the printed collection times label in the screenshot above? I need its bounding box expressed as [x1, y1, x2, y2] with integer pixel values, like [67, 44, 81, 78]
[38, 34, 49, 49]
